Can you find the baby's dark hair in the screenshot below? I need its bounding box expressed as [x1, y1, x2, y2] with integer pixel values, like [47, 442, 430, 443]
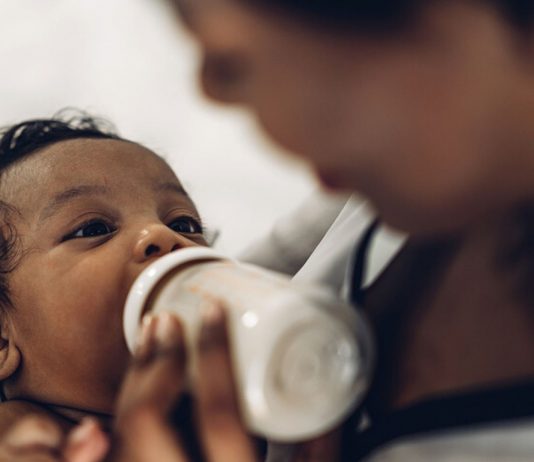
[0, 110, 123, 309]
[0, 110, 122, 170]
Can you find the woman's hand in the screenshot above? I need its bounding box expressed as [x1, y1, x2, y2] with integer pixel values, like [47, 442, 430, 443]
[111, 306, 340, 462]
[0, 414, 108, 462]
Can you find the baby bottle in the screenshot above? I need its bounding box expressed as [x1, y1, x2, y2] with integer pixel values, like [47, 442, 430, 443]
[123, 247, 374, 442]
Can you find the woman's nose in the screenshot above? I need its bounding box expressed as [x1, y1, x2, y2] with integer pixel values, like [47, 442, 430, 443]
[200, 53, 248, 105]
[133, 225, 196, 263]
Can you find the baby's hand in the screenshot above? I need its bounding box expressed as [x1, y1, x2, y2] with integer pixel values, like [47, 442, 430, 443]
[0, 415, 108, 462]
[111, 308, 341, 462]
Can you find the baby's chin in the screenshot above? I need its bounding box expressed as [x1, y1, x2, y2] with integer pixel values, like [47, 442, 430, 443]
[57, 354, 130, 420]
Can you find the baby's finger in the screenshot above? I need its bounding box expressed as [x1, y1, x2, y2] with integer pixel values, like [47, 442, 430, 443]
[195, 303, 257, 462]
[63, 418, 109, 462]
[116, 313, 187, 422]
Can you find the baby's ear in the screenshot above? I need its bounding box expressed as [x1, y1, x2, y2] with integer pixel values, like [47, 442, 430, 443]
[0, 318, 20, 380]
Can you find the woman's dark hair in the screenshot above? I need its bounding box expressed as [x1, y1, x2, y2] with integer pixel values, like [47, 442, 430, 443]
[247, 0, 534, 31]
[0, 110, 123, 309]
[247, 0, 416, 30]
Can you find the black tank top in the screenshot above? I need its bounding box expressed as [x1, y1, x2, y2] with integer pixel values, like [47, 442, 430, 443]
[341, 222, 534, 461]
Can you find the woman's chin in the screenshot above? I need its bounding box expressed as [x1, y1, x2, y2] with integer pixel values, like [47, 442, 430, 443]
[315, 167, 354, 192]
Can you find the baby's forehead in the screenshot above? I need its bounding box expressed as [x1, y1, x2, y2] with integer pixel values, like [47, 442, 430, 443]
[0, 138, 184, 216]
[39, 138, 172, 173]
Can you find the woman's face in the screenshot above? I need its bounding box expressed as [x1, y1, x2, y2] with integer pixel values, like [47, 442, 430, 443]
[173, 0, 534, 233]
[0, 139, 206, 413]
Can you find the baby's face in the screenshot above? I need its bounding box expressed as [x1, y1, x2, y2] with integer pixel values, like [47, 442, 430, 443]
[0, 138, 206, 413]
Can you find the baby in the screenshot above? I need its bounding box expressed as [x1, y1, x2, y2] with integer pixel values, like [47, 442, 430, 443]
[0, 112, 208, 439]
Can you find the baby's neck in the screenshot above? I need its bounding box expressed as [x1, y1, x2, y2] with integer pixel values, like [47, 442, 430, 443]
[42, 402, 114, 431]
[0, 396, 113, 433]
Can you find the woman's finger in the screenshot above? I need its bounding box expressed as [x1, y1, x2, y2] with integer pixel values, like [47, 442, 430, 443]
[195, 303, 257, 462]
[0, 415, 63, 461]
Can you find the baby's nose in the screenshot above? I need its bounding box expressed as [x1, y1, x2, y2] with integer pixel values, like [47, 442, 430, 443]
[143, 242, 180, 258]
[133, 225, 195, 263]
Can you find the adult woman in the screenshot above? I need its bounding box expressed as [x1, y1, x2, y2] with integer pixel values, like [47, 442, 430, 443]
[163, 1, 534, 460]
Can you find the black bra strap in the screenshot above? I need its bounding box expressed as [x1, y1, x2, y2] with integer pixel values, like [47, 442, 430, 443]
[350, 218, 380, 306]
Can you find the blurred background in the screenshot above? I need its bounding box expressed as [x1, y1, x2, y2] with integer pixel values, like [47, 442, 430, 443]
[0, 0, 322, 254]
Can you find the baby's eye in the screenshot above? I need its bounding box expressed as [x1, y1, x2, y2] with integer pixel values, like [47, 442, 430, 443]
[168, 216, 202, 235]
[64, 220, 116, 241]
